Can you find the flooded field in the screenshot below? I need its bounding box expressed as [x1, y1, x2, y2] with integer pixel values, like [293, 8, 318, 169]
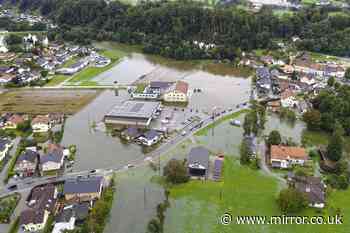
[61, 90, 144, 172]
[0, 89, 100, 114]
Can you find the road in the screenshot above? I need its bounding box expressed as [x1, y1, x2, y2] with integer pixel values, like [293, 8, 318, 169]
[0, 103, 249, 199]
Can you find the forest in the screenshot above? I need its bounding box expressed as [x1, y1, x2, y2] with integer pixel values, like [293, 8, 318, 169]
[1, 0, 350, 60]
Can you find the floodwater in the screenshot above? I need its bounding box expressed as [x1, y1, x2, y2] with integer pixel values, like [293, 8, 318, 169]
[92, 53, 157, 85]
[60, 44, 255, 233]
[61, 90, 145, 172]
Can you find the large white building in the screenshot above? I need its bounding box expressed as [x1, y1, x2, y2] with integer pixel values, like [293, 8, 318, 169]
[104, 101, 161, 128]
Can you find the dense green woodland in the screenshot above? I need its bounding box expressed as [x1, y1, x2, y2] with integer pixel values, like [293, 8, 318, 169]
[303, 85, 350, 136]
[1, 0, 350, 59]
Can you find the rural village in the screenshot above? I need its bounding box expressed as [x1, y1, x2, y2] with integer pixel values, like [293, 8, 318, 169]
[0, 1, 350, 233]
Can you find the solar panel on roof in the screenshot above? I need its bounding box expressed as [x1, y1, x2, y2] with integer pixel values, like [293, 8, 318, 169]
[130, 103, 144, 112]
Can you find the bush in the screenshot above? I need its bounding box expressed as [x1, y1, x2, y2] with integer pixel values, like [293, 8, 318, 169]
[163, 159, 189, 184]
[277, 187, 307, 213]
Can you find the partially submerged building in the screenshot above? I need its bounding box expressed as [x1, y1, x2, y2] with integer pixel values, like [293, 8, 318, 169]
[187, 147, 210, 179]
[104, 101, 161, 128]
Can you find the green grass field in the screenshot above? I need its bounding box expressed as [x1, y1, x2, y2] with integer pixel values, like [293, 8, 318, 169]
[45, 75, 70, 87]
[66, 48, 126, 85]
[166, 157, 350, 233]
[195, 109, 249, 136]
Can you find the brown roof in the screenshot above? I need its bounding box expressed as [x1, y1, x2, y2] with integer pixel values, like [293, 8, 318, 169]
[20, 185, 56, 225]
[281, 89, 294, 100]
[0, 73, 15, 81]
[47, 143, 63, 153]
[267, 100, 281, 107]
[8, 114, 25, 125]
[271, 145, 308, 161]
[175, 81, 189, 94]
[32, 115, 50, 125]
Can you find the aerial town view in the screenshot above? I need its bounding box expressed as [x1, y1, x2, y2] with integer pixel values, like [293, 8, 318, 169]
[0, 0, 350, 233]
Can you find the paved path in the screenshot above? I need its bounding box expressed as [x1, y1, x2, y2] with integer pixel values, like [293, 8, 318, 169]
[257, 141, 286, 184]
[0, 137, 20, 188]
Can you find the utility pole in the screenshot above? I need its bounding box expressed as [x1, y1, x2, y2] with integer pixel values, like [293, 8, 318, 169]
[144, 187, 147, 209]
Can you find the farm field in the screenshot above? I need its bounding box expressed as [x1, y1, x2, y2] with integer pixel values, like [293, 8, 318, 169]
[0, 89, 100, 114]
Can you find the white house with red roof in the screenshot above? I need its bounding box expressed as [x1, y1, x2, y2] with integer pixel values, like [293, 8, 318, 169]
[164, 81, 189, 103]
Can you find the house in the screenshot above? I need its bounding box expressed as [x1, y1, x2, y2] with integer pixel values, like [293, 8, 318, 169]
[0, 73, 16, 84]
[270, 145, 308, 169]
[0, 138, 12, 161]
[57, 59, 89, 75]
[48, 113, 65, 125]
[55, 203, 89, 226]
[20, 185, 57, 232]
[187, 147, 210, 179]
[137, 130, 162, 146]
[256, 67, 272, 92]
[300, 75, 317, 86]
[121, 127, 141, 141]
[4, 114, 25, 129]
[14, 149, 39, 177]
[280, 89, 298, 108]
[164, 81, 189, 103]
[324, 64, 345, 78]
[293, 55, 324, 76]
[31, 115, 51, 133]
[63, 176, 103, 202]
[0, 52, 17, 62]
[267, 100, 281, 112]
[149, 81, 173, 95]
[40, 148, 64, 173]
[288, 173, 326, 208]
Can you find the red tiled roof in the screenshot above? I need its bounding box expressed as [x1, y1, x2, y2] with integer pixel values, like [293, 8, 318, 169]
[271, 145, 308, 160]
[175, 81, 189, 94]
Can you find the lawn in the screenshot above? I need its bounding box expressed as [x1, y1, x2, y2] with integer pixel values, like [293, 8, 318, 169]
[67, 62, 117, 84]
[65, 47, 127, 86]
[195, 109, 249, 136]
[45, 75, 70, 87]
[62, 56, 79, 68]
[302, 130, 350, 154]
[0, 193, 20, 224]
[166, 157, 350, 233]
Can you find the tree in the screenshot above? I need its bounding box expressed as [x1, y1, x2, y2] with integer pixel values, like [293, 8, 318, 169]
[16, 120, 32, 133]
[240, 140, 250, 165]
[345, 67, 350, 80]
[267, 130, 282, 146]
[163, 159, 189, 184]
[41, 70, 49, 78]
[277, 188, 307, 213]
[5, 34, 23, 45]
[147, 219, 161, 233]
[326, 123, 344, 162]
[327, 77, 335, 87]
[302, 110, 321, 130]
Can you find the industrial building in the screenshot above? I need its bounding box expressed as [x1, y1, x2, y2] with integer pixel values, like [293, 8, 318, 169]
[104, 101, 161, 127]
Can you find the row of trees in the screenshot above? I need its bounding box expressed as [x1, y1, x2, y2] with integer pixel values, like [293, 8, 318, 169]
[0, 17, 47, 31]
[3, 0, 350, 59]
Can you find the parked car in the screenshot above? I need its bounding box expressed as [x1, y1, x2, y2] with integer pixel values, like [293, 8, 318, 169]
[8, 184, 17, 190]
